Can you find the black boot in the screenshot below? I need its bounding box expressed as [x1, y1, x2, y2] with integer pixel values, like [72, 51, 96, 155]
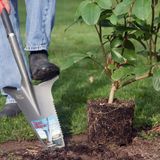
[0, 103, 21, 118]
[29, 50, 60, 81]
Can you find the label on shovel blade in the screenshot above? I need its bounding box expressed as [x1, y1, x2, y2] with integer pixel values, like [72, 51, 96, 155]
[31, 115, 62, 141]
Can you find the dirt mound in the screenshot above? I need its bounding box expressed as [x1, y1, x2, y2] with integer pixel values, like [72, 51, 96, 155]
[32, 143, 142, 160]
[1, 135, 160, 160]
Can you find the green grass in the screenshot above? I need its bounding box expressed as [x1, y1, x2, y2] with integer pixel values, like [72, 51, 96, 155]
[0, 0, 160, 143]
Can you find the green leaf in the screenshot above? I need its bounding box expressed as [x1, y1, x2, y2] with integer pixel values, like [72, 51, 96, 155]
[131, 30, 145, 39]
[132, 0, 151, 21]
[108, 64, 116, 70]
[75, 0, 90, 21]
[79, 0, 91, 11]
[111, 38, 126, 63]
[123, 40, 135, 50]
[115, 26, 135, 33]
[123, 50, 136, 63]
[132, 18, 151, 33]
[111, 48, 126, 63]
[113, 0, 132, 16]
[111, 38, 123, 48]
[123, 40, 136, 64]
[109, 14, 118, 25]
[99, 19, 113, 27]
[59, 53, 89, 71]
[111, 67, 133, 81]
[153, 70, 160, 91]
[86, 51, 94, 57]
[96, 0, 112, 9]
[154, 17, 160, 25]
[108, 64, 116, 73]
[81, 2, 101, 25]
[134, 65, 150, 77]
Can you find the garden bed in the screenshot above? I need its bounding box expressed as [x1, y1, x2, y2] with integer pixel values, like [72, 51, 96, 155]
[0, 133, 160, 160]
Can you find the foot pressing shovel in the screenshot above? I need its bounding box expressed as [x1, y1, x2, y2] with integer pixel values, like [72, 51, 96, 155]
[0, 1, 65, 148]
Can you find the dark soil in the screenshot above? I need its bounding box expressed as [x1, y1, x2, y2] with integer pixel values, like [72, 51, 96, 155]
[0, 99, 159, 160]
[0, 134, 160, 160]
[88, 99, 135, 146]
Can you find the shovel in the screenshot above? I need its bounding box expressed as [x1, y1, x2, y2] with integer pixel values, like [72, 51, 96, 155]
[0, 1, 65, 148]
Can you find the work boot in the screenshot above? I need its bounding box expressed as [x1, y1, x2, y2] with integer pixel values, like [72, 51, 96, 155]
[0, 103, 21, 118]
[29, 50, 60, 81]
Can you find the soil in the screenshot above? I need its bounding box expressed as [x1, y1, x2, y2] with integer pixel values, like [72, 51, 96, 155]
[88, 99, 135, 146]
[0, 133, 160, 160]
[0, 99, 159, 160]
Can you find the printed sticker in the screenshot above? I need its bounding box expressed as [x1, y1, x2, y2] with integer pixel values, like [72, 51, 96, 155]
[31, 115, 62, 142]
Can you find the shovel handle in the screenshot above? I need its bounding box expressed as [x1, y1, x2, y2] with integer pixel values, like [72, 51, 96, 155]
[0, 0, 5, 13]
[0, 1, 14, 34]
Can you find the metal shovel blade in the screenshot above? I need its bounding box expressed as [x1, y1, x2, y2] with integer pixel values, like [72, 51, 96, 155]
[4, 77, 65, 148]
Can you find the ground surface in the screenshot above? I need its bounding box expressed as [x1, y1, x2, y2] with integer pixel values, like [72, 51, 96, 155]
[0, 133, 160, 160]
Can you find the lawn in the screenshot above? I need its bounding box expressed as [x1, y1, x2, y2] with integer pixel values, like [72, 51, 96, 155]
[0, 0, 160, 143]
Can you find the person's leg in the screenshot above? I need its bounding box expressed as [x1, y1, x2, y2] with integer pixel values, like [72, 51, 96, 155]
[0, 0, 23, 89]
[0, 0, 24, 117]
[25, 0, 59, 81]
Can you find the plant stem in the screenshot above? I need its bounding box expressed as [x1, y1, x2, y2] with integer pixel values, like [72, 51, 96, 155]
[155, 25, 160, 60]
[154, 4, 160, 59]
[151, 0, 155, 32]
[95, 25, 112, 77]
[95, 25, 106, 57]
[155, 25, 160, 50]
[119, 71, 153, 89]
[149, 38, 153, 64]
[108, 83, 117, 104]
[149, 0, 156, 64]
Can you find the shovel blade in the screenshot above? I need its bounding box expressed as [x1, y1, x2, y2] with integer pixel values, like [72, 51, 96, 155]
[4, 78, 65, 148]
